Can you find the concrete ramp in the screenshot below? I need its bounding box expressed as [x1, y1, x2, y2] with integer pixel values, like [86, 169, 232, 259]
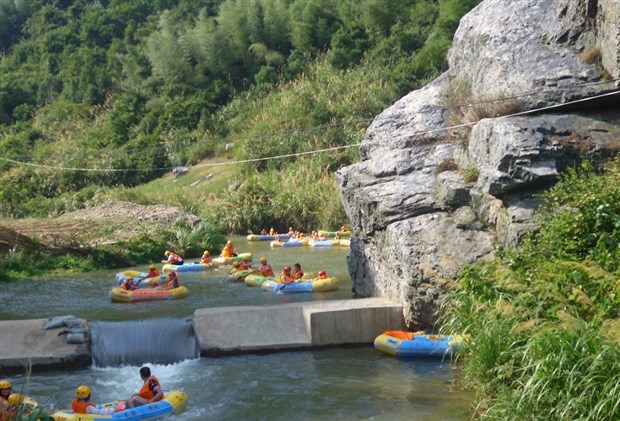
[193, 298, 406, 355]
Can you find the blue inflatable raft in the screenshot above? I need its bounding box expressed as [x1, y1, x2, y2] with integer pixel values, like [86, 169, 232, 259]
[374, 331, 461, 358]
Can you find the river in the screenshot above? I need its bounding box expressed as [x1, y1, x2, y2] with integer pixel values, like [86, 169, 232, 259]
[1, 236, 472, 420]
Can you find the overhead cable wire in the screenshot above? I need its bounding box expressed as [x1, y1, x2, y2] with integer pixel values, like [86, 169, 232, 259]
[3, 77, 618, 162]
[1, 88, 618, 173]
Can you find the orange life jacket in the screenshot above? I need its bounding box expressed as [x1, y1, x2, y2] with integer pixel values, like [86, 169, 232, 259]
[137, 376, 162, 401]
[165, 279, 179, 289]
[221, 245, 236, 257]
[280, 272, 294, 284]
[260, 264, 274, 277]
[72, 399, 96, 414]
[292, 269, 304, 280]
[200, 256, 212, 264]
[167, 252, 183, 264]
[164, 274, 179, 289]
[146, 269, 160, 278]
[238, 261, 251, 270]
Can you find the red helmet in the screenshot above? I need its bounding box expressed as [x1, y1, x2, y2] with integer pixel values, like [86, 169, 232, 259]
[283, 266, 291, 272]
[169, 271, 177, 278]
[318, 270, 326, 277]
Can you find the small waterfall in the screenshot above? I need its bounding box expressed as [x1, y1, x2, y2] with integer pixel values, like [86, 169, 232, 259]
[90, 317, 200, 367]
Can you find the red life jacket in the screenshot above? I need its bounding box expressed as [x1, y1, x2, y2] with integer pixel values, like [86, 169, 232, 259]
[122, 279, 136, 290]
[72, 399, 96, 414]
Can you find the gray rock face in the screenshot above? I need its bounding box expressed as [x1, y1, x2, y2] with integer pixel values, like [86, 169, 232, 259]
[448, 0, 619, 109]
[336, 0, 620, 329]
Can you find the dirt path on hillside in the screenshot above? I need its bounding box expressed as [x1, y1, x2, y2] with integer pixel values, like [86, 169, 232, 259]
[0, 201, 200, 254]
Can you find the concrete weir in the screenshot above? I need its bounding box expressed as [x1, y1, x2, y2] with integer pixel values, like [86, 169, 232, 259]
[193, 298, 407, 355]
[0, 319, 91, 374]
[0, 298, 406, 372]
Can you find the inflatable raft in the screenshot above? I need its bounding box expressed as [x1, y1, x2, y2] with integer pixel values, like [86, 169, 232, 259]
[227, 269, 258, 281]
[338, 239, 351, 247]
[212, 252, 253, 266]
[261, 277, 339, 293]
[244, 274, 276, 287]
[270, 238, 309, 247]
[247, 234, 291, 241]
[308, 239, 340, 247]
[110, 286, 189, 303]
[374, 331, 461, 358]
[115, 270, 171, 285]
[162, 262, 214, 273]
[318, 230, 351, 238]
[51, 390, 188, 421]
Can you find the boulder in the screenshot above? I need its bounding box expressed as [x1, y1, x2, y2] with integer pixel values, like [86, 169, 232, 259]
[336, 0, 620, 329]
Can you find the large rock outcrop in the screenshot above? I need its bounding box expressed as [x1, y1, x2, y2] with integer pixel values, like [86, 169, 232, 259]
[337, 0, 620, 330]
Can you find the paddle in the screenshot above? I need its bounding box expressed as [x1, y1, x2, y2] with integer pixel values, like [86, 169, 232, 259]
[221, 265, 236, 282]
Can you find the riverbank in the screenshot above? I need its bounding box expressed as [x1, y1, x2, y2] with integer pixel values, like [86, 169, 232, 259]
[1, 298, 406, 373]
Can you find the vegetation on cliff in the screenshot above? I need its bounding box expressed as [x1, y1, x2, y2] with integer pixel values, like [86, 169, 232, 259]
[441, 157, 620, 420]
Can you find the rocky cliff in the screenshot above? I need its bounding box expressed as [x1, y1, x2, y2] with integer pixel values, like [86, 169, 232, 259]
[336, 0, 620, 330]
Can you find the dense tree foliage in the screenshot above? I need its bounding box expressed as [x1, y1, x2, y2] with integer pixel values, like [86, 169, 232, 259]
[0, 0, 480, 221]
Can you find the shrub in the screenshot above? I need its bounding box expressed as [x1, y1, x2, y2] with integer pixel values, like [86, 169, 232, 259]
[435, 157, 459, 174]
[580, 45, 602, 65]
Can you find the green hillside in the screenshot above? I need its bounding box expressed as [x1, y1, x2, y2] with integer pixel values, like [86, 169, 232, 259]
[0, 0, 480, 226]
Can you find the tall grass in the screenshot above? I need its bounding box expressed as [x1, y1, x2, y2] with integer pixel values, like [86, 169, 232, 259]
[439, 158, 620, 420]
[204, 158, 348, 234]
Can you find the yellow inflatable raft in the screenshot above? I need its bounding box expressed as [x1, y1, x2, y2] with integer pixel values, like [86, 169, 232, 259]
[110, 286, 189, 303]
[51, 390, 188, 421]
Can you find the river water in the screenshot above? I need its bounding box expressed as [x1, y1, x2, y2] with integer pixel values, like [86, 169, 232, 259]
[1, 236, 472, 419]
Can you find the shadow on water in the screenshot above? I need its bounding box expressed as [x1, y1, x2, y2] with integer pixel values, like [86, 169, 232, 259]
[89, 317, 199, 367]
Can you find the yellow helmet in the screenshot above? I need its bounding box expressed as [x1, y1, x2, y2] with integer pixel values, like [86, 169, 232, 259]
[0, 379, 11, 389]
[242, 256, 249, 262]
[7, 393, 24, 407]
[165, 250, 171, 255]
[233, 261, 240, 268]
[76, 385, 91, 399]
[203, 250, 210, 256]
[226, 240, 232, 245]
[149, 264, 156, 270]
[260, 257, 267, 263]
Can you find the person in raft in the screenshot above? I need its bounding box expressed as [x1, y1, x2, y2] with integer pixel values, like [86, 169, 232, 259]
[259, 257, 274, 277]
[161, 271, 180, 290]
[279, 266, 295, 284]
[121, 277, 137, 291]
[260, 228, 268, 235]
[0, 379, 13, 411]
[220, 240, 238, 258]
[162, 250, 183, 265]
[145, 264, 160, 278]
[72, 385, 120, 415]
[314, 270, 328, 282]
[125, 367, 163, 409]
[238, 255, 252, 270]
[200, 250, 213, 265]
[269, 227, 276, 235]
[292, 263, 304, 280]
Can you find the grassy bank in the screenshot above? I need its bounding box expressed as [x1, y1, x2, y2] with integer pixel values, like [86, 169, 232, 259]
[440, 158, 620, 419]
